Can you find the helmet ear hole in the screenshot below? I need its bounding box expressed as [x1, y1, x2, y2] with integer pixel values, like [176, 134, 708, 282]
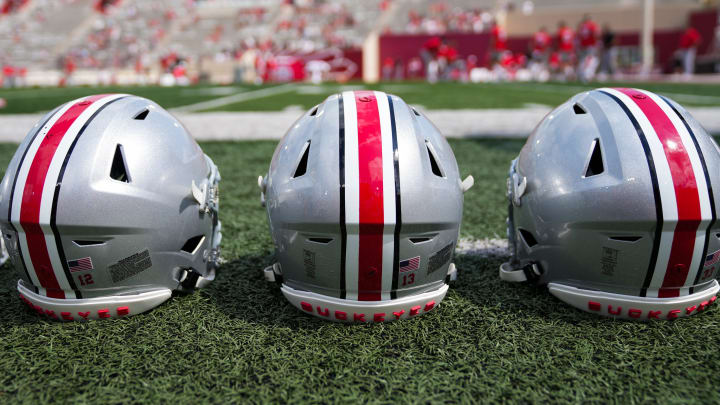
[308, 237, 332, 244]
[609, 236, 642, 242]
[518, 228, 538, 248]
[181, 235, 205, 254]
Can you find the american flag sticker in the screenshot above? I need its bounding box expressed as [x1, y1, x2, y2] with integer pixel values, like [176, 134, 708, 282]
[68, 257, 93, 272]
[704, 249, 720, 268]
[399, 256, 420, 273]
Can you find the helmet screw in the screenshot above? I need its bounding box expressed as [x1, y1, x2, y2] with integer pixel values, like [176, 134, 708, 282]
[673, 263, 687, 273]
[359, 96, 371, 102]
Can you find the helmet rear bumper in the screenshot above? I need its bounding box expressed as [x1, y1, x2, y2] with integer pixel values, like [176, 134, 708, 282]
[280, 283, 448, 323]
[17, 280, 171, 321]
[548, 280, 719, 320]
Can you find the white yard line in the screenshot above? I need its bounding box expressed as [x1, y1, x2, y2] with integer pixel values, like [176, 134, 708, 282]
[455, 238, 509, 257]
[170, 83, 297, 113]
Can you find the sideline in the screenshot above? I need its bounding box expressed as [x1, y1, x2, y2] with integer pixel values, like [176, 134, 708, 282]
[1, 106, 720, 142]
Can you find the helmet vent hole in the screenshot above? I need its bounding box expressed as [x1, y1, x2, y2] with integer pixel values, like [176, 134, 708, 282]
[609, 236, 642, 242]
[412, 107, 421, 116]
[133, 109, 149, 120]
[573, 103, 587, 114]
[73, 240, 105, 246]
[293, 141, 311, 178]
[518, 228, 538, 247]
[410, 237, 432, 243]
[308, 237, 333, 244]
[309, 106, 319, 116]
[425, 141, 445, 177]
[181, 235, 205, 254]
[110, 144, 130, 183]
[584, 139, 604, 177]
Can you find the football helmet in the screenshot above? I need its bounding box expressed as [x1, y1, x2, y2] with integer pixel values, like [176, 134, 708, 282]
[260, 91, 473, 322]
[501, 88, 720, 320]
[0, 94, 221, 320]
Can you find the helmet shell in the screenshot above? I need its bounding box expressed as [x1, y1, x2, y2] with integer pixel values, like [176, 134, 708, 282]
[264, 91, 464, 320]
[0, 94, 220, 318]
[505, 87, 720, 318]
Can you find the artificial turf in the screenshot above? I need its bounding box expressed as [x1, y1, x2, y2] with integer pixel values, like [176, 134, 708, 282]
[0, 139, 719, 404]
[3, 81, 720, 114]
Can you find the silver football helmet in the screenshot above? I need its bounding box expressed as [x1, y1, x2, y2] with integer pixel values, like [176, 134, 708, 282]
[260, 91, 473, 322]
[0, 94, 221, 320]
[501, 88, 720, 320]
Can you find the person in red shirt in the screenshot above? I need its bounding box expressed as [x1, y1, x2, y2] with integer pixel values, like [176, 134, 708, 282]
[577, 15, 600, 82]
[556, 21, 574, 54]
[679, 23, 702, 75]
[578, 14, 599, 50]
[556, 21, 575, 78]
[489, 20, 508, 65]
[531, 26, 551, 63]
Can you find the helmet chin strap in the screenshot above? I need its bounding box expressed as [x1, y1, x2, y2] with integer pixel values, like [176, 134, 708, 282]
[183, 154, 222, 290]
[501, 158, 541, 284]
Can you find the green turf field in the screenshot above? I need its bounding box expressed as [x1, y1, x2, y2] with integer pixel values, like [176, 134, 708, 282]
[2, 81, 720, 114]
[1, 139, 719, 404]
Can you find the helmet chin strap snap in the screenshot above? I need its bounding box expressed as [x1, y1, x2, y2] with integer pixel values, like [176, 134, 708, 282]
[511, 173, 527, 207]
[461, 175, 474, 193]
[258, 174, 267, 207]
[263, 263, 283, 285]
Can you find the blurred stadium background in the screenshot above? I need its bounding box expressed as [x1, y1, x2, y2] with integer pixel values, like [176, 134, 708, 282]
[2, 0, 720, 139]
[3, 1, 720, 403]
[1, 0, 720, 86]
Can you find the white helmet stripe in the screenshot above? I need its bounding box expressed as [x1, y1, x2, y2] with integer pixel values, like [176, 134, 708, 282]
[375, 91, 398, 301]
[341, 91, 360, 300]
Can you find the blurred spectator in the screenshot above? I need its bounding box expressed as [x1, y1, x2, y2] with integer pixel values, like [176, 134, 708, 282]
[407, 56, 423, 79]
[556, 21, 575, 79]
[2, 64, 16, 87]
[489, 20, 508, 64]
[577, 14, 599, 82]
[95, 0, 121, 14]
[382, 56, 394, 81]
[402, 2, 488, 34]
[679, 22, 702, 76]
[531, 26, 551, 63]
[599, 23, 617, 77]
[1, 0, 28, 15]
